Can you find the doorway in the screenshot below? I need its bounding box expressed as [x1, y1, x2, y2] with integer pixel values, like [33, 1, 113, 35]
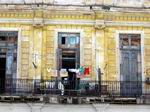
[0, 57, 6, 93]
[119, 34, 142, 97]
[57, 32, 80, 93]
[58, 33, 80, 70]
[0, 31, 18, 94]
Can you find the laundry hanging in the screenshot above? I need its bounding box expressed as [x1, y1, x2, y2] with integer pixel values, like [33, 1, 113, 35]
[79, 66, 84, 75]
[84, 67, 89, 75]
[77, 66, 90, 78]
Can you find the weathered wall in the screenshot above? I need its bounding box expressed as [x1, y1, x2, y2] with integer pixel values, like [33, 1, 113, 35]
[101, 12, 150, 81]
[43, 25, 96, 80]
[0, 7, 150, 81]
[0, 10, 97, 80]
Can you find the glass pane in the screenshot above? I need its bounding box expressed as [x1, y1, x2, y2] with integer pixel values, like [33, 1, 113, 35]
[122, 38, 129, 46]
[120, 34, 129, 47]
[76, 36, 79, 44]
[61, 37, 66, 45]
[69, 36, 76, 45]
[131, 35, 140, 46]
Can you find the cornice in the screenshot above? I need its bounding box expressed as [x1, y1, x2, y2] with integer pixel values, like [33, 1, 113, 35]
[0, 11, 149, 22]
[0, 18, 150, 28]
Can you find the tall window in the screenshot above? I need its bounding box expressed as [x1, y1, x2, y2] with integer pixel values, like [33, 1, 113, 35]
[58, 32, 80, 69]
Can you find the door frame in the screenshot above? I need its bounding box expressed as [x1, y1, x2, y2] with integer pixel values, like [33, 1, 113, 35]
[54, 29, 83, 71]
[0, 27, 21, 79]
[115, 30, 144, 92]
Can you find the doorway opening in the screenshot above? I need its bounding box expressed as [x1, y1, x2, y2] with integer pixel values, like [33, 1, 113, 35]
[57, 32, 80, 70]
[58, 33, 80, 70]
[0, 57, 6, 93]
[0, 31, 18, 94]
[62, 49, 76, 69]
[57, 32, 80, 93]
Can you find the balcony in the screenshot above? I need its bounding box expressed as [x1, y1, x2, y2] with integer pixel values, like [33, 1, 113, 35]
[0, 78, 150, 98]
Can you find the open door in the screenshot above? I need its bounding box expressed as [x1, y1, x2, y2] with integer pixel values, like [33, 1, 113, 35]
[58, 33, 80, 93]
[0, 31, 18, 94]
[0, 56, 6, 93]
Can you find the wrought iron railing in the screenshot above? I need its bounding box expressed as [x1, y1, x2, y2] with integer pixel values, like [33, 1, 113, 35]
[0, 79, 150, 97]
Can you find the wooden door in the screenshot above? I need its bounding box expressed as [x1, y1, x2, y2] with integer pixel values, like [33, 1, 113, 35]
[120, 50, 142, 97]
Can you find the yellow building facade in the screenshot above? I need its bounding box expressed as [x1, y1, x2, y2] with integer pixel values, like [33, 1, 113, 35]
[0, 0, 150, 85]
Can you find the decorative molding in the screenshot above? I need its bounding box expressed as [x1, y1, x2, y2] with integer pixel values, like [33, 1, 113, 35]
[0, 18, 150, 27]
[0, 11, 150, 22]
[45, 19, 95, 25]
[105, 21, 150, 27]
[0, 12, 33, 18]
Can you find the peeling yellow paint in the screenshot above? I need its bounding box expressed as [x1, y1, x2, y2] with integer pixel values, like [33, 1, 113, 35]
[0, 9, 149, 82]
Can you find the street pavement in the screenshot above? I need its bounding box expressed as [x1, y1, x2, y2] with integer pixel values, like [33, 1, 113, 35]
[0, 103, 149, 112]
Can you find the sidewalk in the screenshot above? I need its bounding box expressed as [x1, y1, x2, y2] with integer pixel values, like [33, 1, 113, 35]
[0, 103, 149, 112]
